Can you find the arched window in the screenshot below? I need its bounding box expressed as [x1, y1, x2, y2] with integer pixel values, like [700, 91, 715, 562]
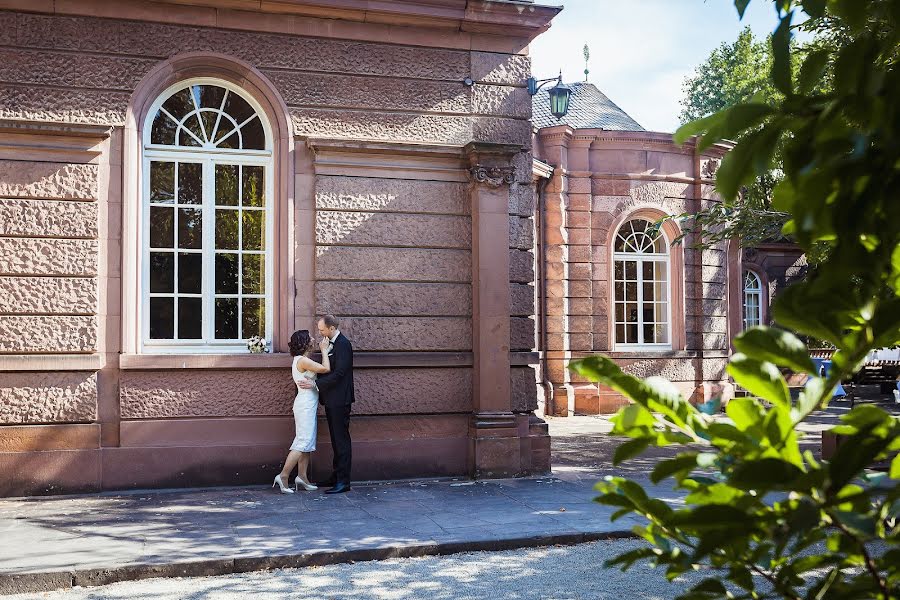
[742, 270, 763, 329]
[613, 219, 670, 349]
[142, 79, 273, 352]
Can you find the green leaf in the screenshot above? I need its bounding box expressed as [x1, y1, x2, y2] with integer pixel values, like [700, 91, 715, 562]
[685, 482, 744, 504]
[613, 438, 651, 465]
[771, 12, 793, 94]
[727, 353, 791, 407]
[673, 111, 725, 146]
[726, 397, 766, 431]
[801, 0, 826, 18]
[798, 49, 830, 94]
[669, 505, 754, 533]
[795, 376, 826, 419]
[650, 453, 699, 484]
[730, 457, 804, 490]
[891, 453, 900, 479]
[570, 356, 696, 430]
[734, 0, 751, 19]
[611, 403, 655, 433]
[733, 326, 816, 373]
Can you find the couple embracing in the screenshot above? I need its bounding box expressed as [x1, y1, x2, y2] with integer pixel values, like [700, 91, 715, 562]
[273, 315, 354, 495]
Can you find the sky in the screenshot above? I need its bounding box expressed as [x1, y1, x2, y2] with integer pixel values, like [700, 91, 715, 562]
[529, 0, 808, 133]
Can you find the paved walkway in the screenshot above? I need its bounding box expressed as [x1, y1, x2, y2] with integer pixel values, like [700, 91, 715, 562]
[0, 472, 679, 594]
[3, 401, 884, 596]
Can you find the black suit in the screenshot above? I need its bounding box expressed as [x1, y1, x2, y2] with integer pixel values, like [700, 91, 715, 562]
[317, 333, 354, 485]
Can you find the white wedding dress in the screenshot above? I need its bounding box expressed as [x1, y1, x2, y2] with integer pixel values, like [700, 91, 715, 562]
[290, 357, 318, 452]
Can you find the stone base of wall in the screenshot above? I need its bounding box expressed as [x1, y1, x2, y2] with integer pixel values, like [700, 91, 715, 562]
[0, 412, 552, 496]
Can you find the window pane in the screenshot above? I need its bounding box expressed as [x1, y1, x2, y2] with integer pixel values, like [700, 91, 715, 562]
[625, 261, 637, 280]
[178, 252, 202, 294]
[183, 113, 206, 145]
[242, 210, 264, 251]
[150, 113, 177, 145]
[655, 324, 669, 343]
[642, 305, 654, 323]
[149, 207, 174, 248]
[626, 324, 638, 344]
[643, 324, 653, 343]
[654, 302, 668, 322]
[222, 92, 256, 128]
[150, 162, 174, 204]
[215, 165, 239, 206]
[614, 261, 623, 280]
[178, 163, 202, 205]
[615, 303, 624, 321]
[161, 88, 193, 122]
[198, 85, 227, 109]
[625, 282, 637, 301]
[177, 125, 202, 147]
[242, 298, 264, 338]
[642, 261, 653, 279]
[242, 254, 265, 295]
[626, 303, 638, 322]
[242, 165, 264, 207]
[215, 298, 238, 339]
[215, 253, 238, 295]
[642, 282, 654, 301]
[240, 117, 265, 150]
[149, 253, 174, 293]
[149, 297, 174, 339]
[216, 130, 239, 149]
[215, 210, 238, 249]
[654, 261, 667, 280]
[178, 208, 202, 249]
[178, 297, 202, 339]
[614, 282, 624, 302]
[199, 110, 219, 144]
[655, 282, 667, 301]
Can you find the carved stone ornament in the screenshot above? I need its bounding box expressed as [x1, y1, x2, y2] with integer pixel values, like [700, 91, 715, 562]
[701, 158, 720, 178]
[470, 164, 516, 187]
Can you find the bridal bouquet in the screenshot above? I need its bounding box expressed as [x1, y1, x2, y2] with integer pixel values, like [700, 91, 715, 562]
[246, 336, 269, 354]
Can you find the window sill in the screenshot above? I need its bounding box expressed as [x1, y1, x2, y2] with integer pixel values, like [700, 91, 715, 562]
[119, 353, 292, 370]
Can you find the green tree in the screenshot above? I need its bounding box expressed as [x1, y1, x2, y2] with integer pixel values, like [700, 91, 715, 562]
[572, 1, 900, 598]
[675, 27, 807, 247]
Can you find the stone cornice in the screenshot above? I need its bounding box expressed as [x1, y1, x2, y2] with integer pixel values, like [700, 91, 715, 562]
[305, 137, 468, 181]
[14, 0, 561, 50]
[0, 119, 111, 164]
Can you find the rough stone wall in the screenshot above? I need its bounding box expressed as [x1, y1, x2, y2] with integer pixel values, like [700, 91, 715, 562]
[0, 11, 530, 146]
[0, 153, 100, 423]
[743, 245, 807, 315]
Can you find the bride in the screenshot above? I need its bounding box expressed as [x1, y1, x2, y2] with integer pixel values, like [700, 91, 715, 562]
[273, 329, 331, 493]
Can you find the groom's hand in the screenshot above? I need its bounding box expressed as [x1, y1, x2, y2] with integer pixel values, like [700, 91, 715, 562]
[297, 379, 315, 390]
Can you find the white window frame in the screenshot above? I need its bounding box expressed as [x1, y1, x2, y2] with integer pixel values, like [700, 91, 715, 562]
[140, 78, 274, 354]
[742, 269, 763, 330]
[613, 220, 672, 352]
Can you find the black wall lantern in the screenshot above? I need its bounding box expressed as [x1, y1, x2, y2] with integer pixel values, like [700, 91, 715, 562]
[527, 70, 572, 120]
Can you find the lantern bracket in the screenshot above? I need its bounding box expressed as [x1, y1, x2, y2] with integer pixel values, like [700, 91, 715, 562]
[527, 71, 564, 96]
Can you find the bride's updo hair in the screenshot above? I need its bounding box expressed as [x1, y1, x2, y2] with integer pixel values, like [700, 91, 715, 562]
[288, 330, 313, 357]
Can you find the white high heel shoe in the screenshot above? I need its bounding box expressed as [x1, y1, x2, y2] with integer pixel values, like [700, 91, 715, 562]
[295, 476, 318, 491]
[273, 474, 295, 494]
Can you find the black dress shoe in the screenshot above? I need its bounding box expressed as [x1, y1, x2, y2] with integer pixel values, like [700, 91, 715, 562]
[325, 482, 351, 494]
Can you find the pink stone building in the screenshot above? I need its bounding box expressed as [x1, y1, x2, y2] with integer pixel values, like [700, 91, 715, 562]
[531, 83, 786, 415]
[0, 0, 559, 495]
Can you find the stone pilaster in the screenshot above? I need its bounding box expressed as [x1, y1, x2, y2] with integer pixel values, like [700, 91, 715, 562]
[465, 143, 522, 478]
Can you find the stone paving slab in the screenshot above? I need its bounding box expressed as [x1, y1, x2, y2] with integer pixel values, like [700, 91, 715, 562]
[0, 472, 682, 595]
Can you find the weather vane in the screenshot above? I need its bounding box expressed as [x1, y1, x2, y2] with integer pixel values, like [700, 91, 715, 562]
[583, 43, 590, 82]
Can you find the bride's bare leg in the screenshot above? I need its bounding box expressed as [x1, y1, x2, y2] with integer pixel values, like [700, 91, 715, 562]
[297, 452, 310, 483]
[279, 451, 302, 480]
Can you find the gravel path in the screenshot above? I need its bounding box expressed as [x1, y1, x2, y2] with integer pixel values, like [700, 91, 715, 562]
[5, 540, 706, 600]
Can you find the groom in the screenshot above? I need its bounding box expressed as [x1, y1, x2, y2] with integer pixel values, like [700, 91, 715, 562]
[298, 315, 354, 494]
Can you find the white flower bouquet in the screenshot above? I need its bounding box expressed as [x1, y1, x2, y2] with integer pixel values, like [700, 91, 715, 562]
[246, 336, 269, 354]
